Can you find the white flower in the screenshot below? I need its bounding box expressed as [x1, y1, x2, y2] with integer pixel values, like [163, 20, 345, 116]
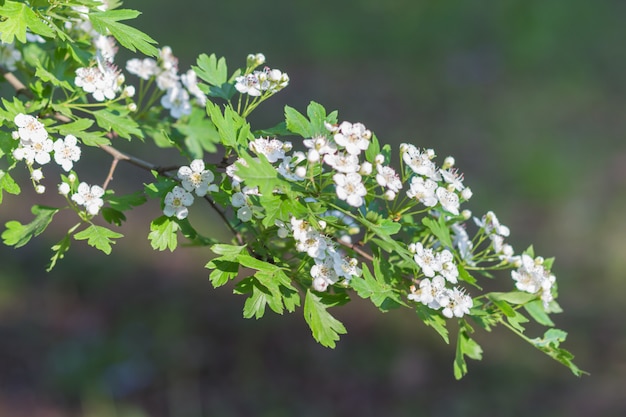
[441, 287, 473, 318]
[406, 176, 438, 207]
[475, 211, 510, 237]
[332, 121, 371, 155]
[332, 254, 361, 281]
[511, 254, 556, 308]
[437, 250, 458, 284]
[31, 168, 44, 182]
[451, 223, 474, 263]
[74, 62, 121, 102]
[14, 113, 48, 143]
[72, 182, 105, 215]
[303, 136, 337, 162]
[14, 136, 54, 166]
[235, 73, 262, 96]
[126, 58, 158, 80]
[376, 165, 402, 192]
[296, 230, 328, 259]
[58, 182, 71, 195]
[181, 69, 207, 106]
[156, 67, 179, 91]
[290, 217, 311, 242]
[412, 242, 441, 278]
[311, 258, 339, 290]
[323, 152, 360, 173]
[277, 156, 306, 181]
[436, 187, 460, 216]
[177, 159, 218, 196]
[333, 172, 367, 207]
[161, 83, 192, 119]
[400, 144, 440, 180]
[53, 135, 82, 172]
[159, 46, 178, 71]
[409, 275, 449, 309]
[163, 185, 194, 219]
[249, 137, 289, 163]
[440, 168, 465, 191]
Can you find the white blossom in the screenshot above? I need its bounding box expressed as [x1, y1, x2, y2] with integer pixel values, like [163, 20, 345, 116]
[323, 152, 360, 173]
[161, 83, 192, 119]
[333, 172, 367, 207]
[163, 185, 194, 219]
[412, 242, 441, 278]
[177, 159, 218, 196]
[436, 187, 460, 216]
[332, 121, 371, 155]
[14, 113, 48, 143]
[376, 164, 402, 192]
[126, 58, 158, 80]
[53, 135, 81, 172]
[400, 144, 440, 180]
[441, 287, 473, 318]
[72, 182, 105, 215]
[181, 69, 207, 106]
[406, 176, 438, 207]
[249, 137, 289, 163]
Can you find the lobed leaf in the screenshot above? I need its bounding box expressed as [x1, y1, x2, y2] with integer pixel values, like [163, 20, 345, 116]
[2, 205, 59, 248]
[73, 224, 123, 255]
[89, 9, 158, 57]
[303, 289, 347, 348]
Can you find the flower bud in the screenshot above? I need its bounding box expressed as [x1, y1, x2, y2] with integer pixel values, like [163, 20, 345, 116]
[295, 166, 307, 178]
[461, 209, 472, 220]
[443, 156, 455, 169]
[359, 161, 372, 175]
[374, 154, 385, 165]
[461, 187, 473, 200]
[35, 185, 46, 194]
[31, 168, 43, 181]
[58, 182, 70, 195]
[11, 131, 19, 140]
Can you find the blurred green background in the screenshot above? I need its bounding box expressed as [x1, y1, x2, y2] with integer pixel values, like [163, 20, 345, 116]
[2, 0, 626, 415]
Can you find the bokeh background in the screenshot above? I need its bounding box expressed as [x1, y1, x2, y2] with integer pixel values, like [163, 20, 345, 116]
[2, 0, 626, 416]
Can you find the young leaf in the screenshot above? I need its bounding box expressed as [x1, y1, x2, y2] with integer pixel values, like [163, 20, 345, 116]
[2, 205, 59, 248]
[206, 258, 239, 288]
[350, 263, 404, 311]
[46, 225, 80, 272]
[89, 9, 158, 57]
[414, 303, 449, 343]
[530, 329, 586, 377]
[94, 108, 143, 140]
[148, 215, 179, 252]
[0, 170, 21, 205]
[422, 216, 454, 250]
[73, 224, 123, 255]
[284, 105, 312, 137]
[453, 324, 483, 380]
[192, 53, 228, 86]
[303, 289, 347, 348]
[524, 300, 555, 327]
[0, 1, 55, 43]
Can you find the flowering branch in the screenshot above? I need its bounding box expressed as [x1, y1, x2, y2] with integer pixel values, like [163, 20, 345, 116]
[0, 0, 584, 378]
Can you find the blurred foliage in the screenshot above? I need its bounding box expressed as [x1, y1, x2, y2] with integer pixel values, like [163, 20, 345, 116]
[2, 0, 626, 415]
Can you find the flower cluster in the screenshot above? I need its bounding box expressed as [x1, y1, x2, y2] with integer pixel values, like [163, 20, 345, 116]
[511, 254, 556, 308]
[163, 160, 218, 219]
[403, 144, 472, 216]
[289, 217, 361, 292]
[407, 242, 472, 318]
[235, 66, 290, 97]
[11, 114, 82, 190]
[126, 46, 206, 117]
[71, 182, 105, 215]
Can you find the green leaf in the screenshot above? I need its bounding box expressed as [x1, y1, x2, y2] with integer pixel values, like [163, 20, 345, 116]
[529, 329, 586, 376]
[148, 215, 179, 251]
[0, 170, 21, 205]
[2, 205, 59, 248]
[260, 194, 307, 228]
[53, 118, 110, 146]
[422, 216, 454, 250]
[101, 207, 126, 226]
[453, 323, 483, 380]
[175, 107, 220, 157]
[192, 53, 228, 86]
[206, 258, 239, 287]
[210, 243, 247, 257]
[284, 105, 312, 137]
[206, 101, 242, 149]
[89, 9, 158, 57]
[46, 224, 80, 272]
[365, 133, 381, 164]
[0, 1, 55, 43]
[350, 263, 405, 311]
[74, 224, 123, 255]
[35, 65, 73, 90]
[414, 303, 449, 343]
[524, 300, 555, 327]
[237, 152, 288, 196]
[303, 289, 347, 348]
[488, 291, 538, 305]
[94, 108, 143, 140]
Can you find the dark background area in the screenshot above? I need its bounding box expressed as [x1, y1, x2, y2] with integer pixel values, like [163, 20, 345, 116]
[1, 0, 626, 415]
